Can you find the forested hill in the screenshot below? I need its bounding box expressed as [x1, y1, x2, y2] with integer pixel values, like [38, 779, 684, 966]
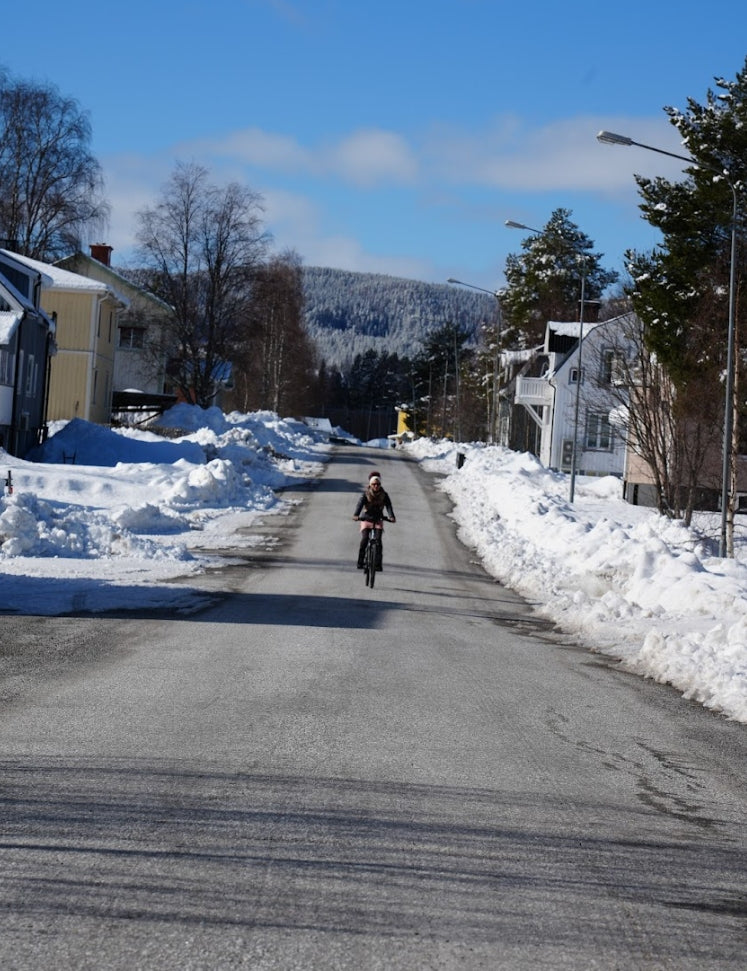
[302, 266, 497, 369]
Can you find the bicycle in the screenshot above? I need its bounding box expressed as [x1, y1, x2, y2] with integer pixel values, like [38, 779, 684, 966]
[360, 516, 392, 588]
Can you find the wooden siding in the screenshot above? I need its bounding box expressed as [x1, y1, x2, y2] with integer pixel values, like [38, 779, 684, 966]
[42, 290, 118, 424]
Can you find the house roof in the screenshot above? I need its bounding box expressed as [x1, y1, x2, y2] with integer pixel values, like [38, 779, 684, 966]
[546, 314, 635, 380]
[2, 250, 129, 307]
[0, 275, 56, 347]
[56, 252, 172, 313]
[547, 320, 602, 339]
[547, 311, 637, 337]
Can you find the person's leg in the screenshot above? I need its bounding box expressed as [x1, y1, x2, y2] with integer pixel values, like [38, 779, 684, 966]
[357, 531, 367, 568]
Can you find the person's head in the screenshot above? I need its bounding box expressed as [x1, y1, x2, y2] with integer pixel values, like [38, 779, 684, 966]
[368, 470, 380, 481]
[369, 475, 382, 491]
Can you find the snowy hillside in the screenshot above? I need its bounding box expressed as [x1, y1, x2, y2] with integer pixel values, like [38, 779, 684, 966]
[303, 266, 497, 368]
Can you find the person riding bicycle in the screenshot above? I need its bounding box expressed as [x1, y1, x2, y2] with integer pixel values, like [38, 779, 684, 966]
[353, 474, 396, 569]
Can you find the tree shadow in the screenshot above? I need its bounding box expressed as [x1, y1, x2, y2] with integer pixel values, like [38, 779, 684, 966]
[0, 758, 743, 964]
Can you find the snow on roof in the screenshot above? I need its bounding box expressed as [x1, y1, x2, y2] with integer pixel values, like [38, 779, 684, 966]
[0, 249, 55, 288]
[547, 320, 602, 338]
[0, 310, 23, 346]
[0, 274, 54, 345]
[4, 250, 129, 306]
[61, 254, 172, 312]
[503, 347, 538, 365]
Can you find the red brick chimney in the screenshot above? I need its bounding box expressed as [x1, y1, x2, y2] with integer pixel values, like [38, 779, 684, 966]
[89, 243, 113, 267]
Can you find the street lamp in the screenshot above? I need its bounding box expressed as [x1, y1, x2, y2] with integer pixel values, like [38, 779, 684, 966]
[506, 220, 588, 502]
[597, 130, 738, 556]
[447, 278, 503, 443]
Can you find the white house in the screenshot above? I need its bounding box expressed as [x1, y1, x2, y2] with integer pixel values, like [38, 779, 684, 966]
[513, 312, 635, 479]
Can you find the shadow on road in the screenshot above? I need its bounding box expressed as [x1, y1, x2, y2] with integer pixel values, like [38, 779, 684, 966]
[0, 551, 548, 629]
[0, 757, 743, 964]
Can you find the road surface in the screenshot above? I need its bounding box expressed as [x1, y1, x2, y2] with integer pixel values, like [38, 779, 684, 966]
[0, 446, 744, 969]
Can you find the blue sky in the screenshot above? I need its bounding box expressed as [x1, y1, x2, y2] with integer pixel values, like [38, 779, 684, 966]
[4, 0, 747, 292]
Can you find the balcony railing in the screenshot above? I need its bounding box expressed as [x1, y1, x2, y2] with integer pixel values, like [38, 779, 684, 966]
[515, 376, 553, 406]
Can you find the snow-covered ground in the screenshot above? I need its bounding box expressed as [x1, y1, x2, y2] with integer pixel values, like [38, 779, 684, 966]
[0, 405, 332, 617]
[1, 406, 745, 723]
[406, 438, 747, 724]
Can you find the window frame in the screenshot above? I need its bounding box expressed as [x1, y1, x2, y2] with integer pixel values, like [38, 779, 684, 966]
[585, 411, 614, 451]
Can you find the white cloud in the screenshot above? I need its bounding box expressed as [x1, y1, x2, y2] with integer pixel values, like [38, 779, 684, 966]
[95, 113, 686, 273]
[262, 187, 431, 277]
[187, 126, 418, 187]
[323, 129, 418, 187]
[425, 115, 687, 193]
[193, 113, 687, 199]
[98, 154, 177, 262]
[304, 236, 431, 279]
[200, 128, 313, 171]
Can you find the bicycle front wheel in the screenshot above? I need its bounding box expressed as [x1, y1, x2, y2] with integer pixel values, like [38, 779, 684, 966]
[364, 540, 376, 588]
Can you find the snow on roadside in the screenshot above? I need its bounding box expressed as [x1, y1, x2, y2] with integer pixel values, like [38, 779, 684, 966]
[405, 438, 747, 723]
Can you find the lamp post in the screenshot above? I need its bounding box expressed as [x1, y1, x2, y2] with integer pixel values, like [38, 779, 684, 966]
[597, 130, 738, 557]
[505, 220, 587, 502]
[447, 278, 503, 443]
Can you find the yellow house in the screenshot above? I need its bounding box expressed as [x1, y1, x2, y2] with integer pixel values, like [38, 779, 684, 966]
[57, 245, 173, 399]
[8, 252, 127, 425]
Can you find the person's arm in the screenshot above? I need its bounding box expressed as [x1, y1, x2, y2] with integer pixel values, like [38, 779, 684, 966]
[385, 493, 396, 521]
[353, 494, 365, 519]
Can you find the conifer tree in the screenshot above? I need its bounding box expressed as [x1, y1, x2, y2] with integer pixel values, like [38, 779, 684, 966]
[627, 60, 747, 389]
[626, 57, 747, 550]
[500, 209, 618, 346]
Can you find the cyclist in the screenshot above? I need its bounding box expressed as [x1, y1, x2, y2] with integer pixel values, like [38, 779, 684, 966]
[352, 474, 396, 569]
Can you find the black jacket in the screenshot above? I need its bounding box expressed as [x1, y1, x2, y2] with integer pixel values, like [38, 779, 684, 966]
[354, 486, 395, 523]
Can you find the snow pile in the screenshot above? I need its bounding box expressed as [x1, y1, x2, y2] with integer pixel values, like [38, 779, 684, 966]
[0, 406, 332, 613]
[1, 408, 745, 722]
[405, 438, 747, 723]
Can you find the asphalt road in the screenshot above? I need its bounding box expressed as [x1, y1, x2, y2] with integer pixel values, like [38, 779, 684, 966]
[0, 446, 745, 970]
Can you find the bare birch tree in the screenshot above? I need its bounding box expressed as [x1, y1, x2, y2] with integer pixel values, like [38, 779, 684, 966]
[588, 313, 722, 525]
[0, 70, 109, 259]
[135, 162, 270, 408]
[231, 251, 316, 416]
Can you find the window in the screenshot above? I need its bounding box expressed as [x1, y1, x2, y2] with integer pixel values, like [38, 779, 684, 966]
[569, 366, 584, 384]
[25, 354, 35, 394]
[119, 326, 145, 349]
[585, 413, 613, 450]
[0, 349, 13, 386]
[601, 347, 625, 385]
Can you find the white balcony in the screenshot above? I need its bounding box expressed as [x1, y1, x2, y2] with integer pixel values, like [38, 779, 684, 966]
[515, 375, 553, 406]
